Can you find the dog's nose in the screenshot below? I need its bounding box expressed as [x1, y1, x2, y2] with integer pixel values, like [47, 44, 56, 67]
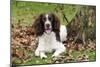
[46, 24, 50, 28]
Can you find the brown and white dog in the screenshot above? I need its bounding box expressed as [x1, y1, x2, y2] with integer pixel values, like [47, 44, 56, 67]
[33, 13, 67, 59]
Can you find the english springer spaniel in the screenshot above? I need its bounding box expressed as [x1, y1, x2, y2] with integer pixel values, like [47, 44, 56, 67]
[33, 13, 67, 59]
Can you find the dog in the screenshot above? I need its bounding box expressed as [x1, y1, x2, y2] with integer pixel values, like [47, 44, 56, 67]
[33, 13, 67, 59]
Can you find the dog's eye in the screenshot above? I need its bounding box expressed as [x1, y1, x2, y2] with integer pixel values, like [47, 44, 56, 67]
[48, 17, 53, 21]
[42, 17, 46, 22]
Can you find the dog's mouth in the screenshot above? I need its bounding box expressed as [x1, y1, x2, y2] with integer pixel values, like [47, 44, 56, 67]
[45, 28, 51, 30]
[45, 28, 52, 33]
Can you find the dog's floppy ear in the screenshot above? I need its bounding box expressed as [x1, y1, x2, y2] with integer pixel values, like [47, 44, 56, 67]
[51, 13, 60, 32]
[50, 13, 61, 41]
[32, 14, 44, 36]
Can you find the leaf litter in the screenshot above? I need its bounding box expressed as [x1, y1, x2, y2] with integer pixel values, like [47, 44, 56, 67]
[11, 23, 96, 65]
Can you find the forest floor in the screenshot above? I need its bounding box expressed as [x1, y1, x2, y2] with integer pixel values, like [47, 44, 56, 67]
[11, 25, 96, 65]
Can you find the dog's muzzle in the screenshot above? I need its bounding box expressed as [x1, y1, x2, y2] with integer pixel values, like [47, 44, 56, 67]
[45, 24, 52, 33]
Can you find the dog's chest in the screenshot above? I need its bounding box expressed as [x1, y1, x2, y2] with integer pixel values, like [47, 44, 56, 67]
[42, 32, 56, 52]
[43, 32, 56, 44]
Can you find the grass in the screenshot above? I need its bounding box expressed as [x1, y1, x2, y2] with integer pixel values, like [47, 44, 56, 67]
[11, 1, 80, 26]
[13, 50, 96, 65]
[72, 50, 96, 61]
[25, 53, 53, 65]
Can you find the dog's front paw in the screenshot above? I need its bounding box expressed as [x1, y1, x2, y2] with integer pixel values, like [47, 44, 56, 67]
[52, 53, 59, 58]
[40, 54, 47, 59]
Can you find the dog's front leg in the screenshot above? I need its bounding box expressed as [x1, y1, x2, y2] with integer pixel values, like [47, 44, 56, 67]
[35, 47, 47, 59]
[40, 51, 47, 59]
[52, 43, 66, 57]
[35, 36, 47, 59]
[52, 49, 63, 57]
[35, 48, 40, 56]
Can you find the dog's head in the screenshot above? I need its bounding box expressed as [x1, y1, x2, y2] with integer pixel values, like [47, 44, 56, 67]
[33, 13, 60, 36]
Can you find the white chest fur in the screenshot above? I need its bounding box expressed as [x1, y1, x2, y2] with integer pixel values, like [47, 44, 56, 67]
[38, 32, 56, 52]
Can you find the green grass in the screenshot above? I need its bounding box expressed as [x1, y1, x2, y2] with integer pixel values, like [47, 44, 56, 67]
[25, 53, 52, 65]
[72, 50, 96, 61]
[11, 1, 80, 26]
[13, 50, 95, 65]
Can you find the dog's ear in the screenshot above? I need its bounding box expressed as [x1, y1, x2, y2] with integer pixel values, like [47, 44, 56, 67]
[32, 14, 44, 36]
[51, 13, 60, 32]
[50, 13, 61, 41]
